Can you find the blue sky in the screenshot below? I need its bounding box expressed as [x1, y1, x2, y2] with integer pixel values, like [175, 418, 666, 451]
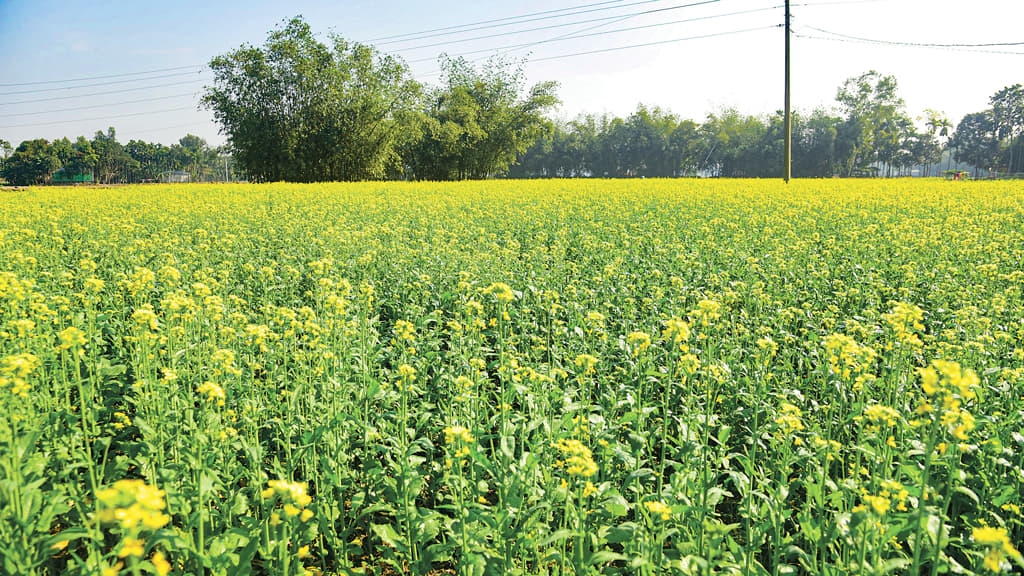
[1, 0, 1021, 146]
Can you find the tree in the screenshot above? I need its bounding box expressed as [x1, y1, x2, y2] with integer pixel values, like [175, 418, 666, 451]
[990, 84, 1024, 173]
[699, 108, 769, 177]
[203, 16, 421, 182]
[0, 139, 60, 185]
[91, 127, 135, 184]
[63, 136, 99, 179]
[834, 71, 910, 176]
[0, 138, 13, 177]
[950, 111, 1001, 177]
[126, 140, 170, 181]
[792, 109, 840, 177]
[406, 56, 559, 180]
[923, 109, 952, 174]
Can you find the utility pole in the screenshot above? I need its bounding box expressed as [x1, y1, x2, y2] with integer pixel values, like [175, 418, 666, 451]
[783, 0, 792, 183]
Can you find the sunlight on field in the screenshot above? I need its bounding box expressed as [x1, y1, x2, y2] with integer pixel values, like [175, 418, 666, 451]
[1, 179, 1022, 575]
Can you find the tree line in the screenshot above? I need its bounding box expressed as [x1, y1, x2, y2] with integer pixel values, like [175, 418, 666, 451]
[509, 74, 1023, 179]
[2, 16, 1022, 184]
[0, 129, 231, 186]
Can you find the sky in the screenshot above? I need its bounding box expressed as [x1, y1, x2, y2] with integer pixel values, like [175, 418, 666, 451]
[0, 0, 1021, 147]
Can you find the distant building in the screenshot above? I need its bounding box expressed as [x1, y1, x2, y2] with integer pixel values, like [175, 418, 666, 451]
[159, 170, 191, 183]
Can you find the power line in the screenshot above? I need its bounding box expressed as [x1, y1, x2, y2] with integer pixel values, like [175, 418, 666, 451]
[366, 0, 631, 42]
[0, 106, 199, 130]
[0, 79, 208, 107]
[794, 30, 1024, 55]
[137, 120, 215, 135]
[0, 70, 205, 97]
[0, 65, 204, 88]
[376, 0, 676, 46]
[529, 24, 779, 61]
[492, 8, 645, 59]
[0, 92, 200, 118]
[802, 25, 1024, 48]
[793, 0, 889, 5]
[416, 24, 778, 76]
[396, 0, 721, 53]
[408, 4, 776, 64]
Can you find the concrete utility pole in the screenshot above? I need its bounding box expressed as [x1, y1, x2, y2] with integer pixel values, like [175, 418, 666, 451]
[783, 0, 792, 183]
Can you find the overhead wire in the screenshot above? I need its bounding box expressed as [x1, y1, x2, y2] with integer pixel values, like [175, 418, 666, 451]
[0, 92, 201, 118]
[529, 24, 779, 61]
[408, 4, 777, 64]
[802, 24, 1024, 48]
[365, 0, 631, 42]
[0, 79, 208, 107]
[394, 0, 720, 53]
[794, 28, 1024, 55]
[0, 65, 203, 88]
[0, 106, 199, 130]
[374, 0, 674, 45]
[0, 70, 206, 97]
[415, 24, 779, 77]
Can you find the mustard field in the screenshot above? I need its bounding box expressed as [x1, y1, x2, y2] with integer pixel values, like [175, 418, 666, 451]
[1, 179, 1022, 576]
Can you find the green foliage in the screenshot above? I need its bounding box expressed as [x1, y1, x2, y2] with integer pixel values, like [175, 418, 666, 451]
[203, 16, 422, 182]
[406, 56, 559, 180]
[951, 112, 1002, 175]
[834, 70, 912, 176]
[989, 84, 1024, 173]
[0, 139, 60, 185]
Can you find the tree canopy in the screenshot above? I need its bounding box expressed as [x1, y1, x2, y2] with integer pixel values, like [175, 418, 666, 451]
[405, 56, 559, 180]
[203, 17, 421, 182]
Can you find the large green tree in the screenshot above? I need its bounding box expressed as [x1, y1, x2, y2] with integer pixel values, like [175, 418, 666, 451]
[91, 127, 136, 184]
[203, 17, 421, 182]
[990, 84, 1024, 173]
[834, 71, 910, 176]
[406, 56, 559, 180]
[0, 139, 60, 185]
[951, 111, 1001, 176]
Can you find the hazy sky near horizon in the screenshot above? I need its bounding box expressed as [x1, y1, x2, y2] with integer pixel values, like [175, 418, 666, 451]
[0, 0, 1021, 147]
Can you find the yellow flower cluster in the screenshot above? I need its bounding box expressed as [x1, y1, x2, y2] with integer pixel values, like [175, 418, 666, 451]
[196, 381, 226, 407]
[823, 333, 877, 389]
[917, 359, 978, 441]
[1, 352, 39, 398]
[774, 403, 805, 436]
[393, 319, 416, 342]
[691, 299, 721, 327]
[552, 438, 599, 478]
[262, 479, 315, 522]
[878, 479, 910, 512]
[574, 354, 599, 375]
[972, 526, 1022, 572]
[627, 331, 651, 356]
[882, 302, 925, 351]
[853, 494, 891, 516]
[95, 479, 170, 531]
[452, 375, 474, 403]
[863, 404, 900, 428]
[132, 305, 160, 331]
[811, 436, 842, 461]
[56, 326, 87, 353]
[443, 425, 475, 445]
[643, 500, 672, 521]
[443, 425, 475, 459]
[482, 282, 515, 303]
[393, 363, 417, 391]
[662, 317, 691, 344]
[210, 348, 242, 376]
